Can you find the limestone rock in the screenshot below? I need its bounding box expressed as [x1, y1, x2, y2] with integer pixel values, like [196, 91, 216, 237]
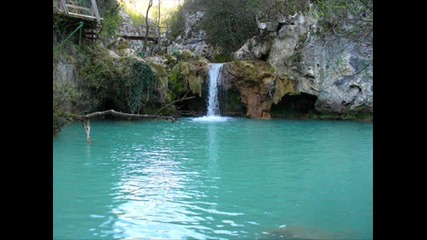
[223, 61, 295, 119]
[233, 4, 373, 114]
[167, 10, 214, 60]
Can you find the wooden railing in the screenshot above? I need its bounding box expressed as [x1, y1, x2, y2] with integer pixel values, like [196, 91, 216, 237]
[55, 0, 101, 24]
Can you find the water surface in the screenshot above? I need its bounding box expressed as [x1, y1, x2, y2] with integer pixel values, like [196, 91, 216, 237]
[53, 118, 373, 239]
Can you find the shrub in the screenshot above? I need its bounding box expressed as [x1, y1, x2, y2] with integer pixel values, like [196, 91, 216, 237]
[76, 45, 157, 114]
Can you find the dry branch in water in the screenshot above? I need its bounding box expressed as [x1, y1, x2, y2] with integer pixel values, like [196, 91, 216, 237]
[72, 109, 175, 144]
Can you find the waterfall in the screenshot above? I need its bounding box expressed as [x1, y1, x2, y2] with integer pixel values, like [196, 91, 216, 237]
[193, 63, 229, 122]
[206, 63, 223, 116]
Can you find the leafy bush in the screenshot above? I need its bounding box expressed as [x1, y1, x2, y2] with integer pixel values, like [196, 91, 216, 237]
[98, 9, 123, 41]
[77, 45, 157, 114]
[165, 7, 186, 40]
[315, 0, 372, 46]
[53, 77, 78, 134]
[199, 0, 259, 56]
[165, 0, 311, 57]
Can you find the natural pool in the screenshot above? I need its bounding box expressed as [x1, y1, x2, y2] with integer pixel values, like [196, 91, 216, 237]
[53, 118, 372, 239]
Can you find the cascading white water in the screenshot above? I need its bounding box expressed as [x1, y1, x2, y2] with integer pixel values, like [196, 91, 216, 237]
[206, 63, 223, 116]
[193, 63, 229, 122]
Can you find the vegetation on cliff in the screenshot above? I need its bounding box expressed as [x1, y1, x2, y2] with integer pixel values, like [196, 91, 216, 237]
[166, 0, 371, 57]
[53, 0, 372, 133]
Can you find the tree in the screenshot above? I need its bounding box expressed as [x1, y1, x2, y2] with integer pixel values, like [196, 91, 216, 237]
[199, 0, 259, 56]
[157, 0, 161, 53]
[143, 0, 153, 53]
[316, 0, 373, 47]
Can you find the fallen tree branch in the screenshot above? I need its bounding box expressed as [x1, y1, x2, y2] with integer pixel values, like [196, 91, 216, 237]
[72, 109, 176, 121]
[71, 109, 176, 144]
[154, 96, 196, 115]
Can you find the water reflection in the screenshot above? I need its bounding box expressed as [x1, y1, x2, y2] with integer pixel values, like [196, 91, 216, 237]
[105, 126, 206, 239]
[207, 123, 219, 172]
[62, 119, 372, 240]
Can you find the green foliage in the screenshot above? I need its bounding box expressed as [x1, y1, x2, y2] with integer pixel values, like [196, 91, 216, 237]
[76, 45, 157, 114]
[98, 8, 123, 41]
[257, 0, 311, 20]
[165, 7, 186, 40]
[96, 0, 121, 16]
[168, 64, 187, 101]
[53, 78, 79, 134]
[148, 62, 169, 104]
[127, 10, 146, 25]
[165, 0, 312, 57]
[214, 54, 232, 63]
[128, 61, 157, 113]
[315, 0, 373, 46]
[220, 89, 245, 116]
[53, 42, 83, 133]
[199, 0, 259, 56]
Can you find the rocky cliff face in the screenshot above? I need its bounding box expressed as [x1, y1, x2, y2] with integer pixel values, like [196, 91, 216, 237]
[167, 10, 214, 60]
[105, 9, 161, 56]
[234, 4, 373, 115]
[223, 61, 295, 119]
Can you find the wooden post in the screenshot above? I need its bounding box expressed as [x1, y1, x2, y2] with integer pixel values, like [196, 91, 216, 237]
[90, 0, 101, 24]
[60, 0, 69, 14]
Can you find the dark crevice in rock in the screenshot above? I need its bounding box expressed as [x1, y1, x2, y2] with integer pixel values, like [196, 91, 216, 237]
[219, 88, 246, 117]
[342, 101, 351, 107]
[260, 53, 269, 61]
[350, 84, 362, 93]
[176, 94, 205, 116]
[276, 22, 285, 33]
[271, 93, 318, 118]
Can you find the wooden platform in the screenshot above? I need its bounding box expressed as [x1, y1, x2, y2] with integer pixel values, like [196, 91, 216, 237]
[54, 0, 159, 43]
[121, 35, 158, 43]
[54, 0, 102, 23]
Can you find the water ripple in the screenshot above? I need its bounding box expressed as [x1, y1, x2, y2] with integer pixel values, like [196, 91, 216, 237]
[54, 119, 373, 240]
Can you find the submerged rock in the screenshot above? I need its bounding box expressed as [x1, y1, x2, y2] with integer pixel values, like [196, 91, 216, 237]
[258, 225, 360, 240]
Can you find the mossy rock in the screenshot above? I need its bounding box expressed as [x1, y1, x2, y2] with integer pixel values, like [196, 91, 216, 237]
[168, 64, 187, 101]
[228, 60, 275, 83]
[146, 62, 169, 103]
[272, 75, 296, 104]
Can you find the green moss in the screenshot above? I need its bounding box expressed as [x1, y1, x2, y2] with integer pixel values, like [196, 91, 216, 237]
[220, 89, 245, 116]
[168, 63, 187, 100]
[168, 60, 208, 98]
[214, 53, 232, 63]
[147, 62, 169, 103]
[272, 76, 296, 104]
[76, 45, 157, 114]
[117, 40, 131, 51]
[180, 50, 194, 61]
[164, 53, 178, 66]
[229, 60, 275, 83]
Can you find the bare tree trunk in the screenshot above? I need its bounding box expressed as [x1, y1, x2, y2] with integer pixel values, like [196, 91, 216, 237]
[156, 0, 161, 53]
[143, 0, 153, 54]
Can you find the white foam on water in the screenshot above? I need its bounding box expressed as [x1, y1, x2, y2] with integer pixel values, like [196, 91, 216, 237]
[192, 116, 230, 122]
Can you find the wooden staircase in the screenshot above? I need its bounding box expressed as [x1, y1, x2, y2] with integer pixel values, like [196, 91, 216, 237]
[55, 0, 102, 24]
[54, 0, 103, 41]
[84, 27, 100, 41]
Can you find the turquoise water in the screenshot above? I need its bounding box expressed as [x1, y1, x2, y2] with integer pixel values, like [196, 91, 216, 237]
[53, 118, 373, 240]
